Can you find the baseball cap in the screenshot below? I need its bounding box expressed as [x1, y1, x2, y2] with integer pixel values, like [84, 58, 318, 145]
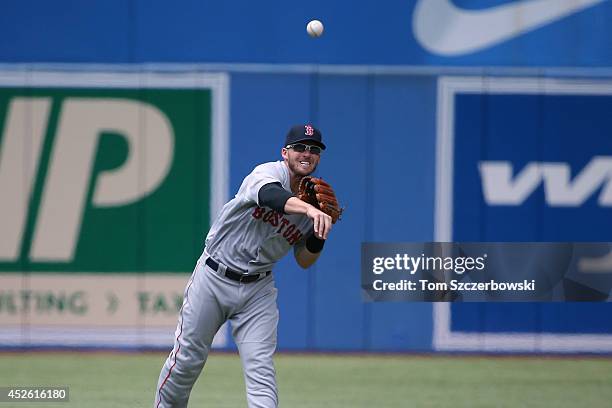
[284, 124, 326, 150]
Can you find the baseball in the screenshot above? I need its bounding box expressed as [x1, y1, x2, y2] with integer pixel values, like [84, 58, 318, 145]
[307, 20, 324, 38]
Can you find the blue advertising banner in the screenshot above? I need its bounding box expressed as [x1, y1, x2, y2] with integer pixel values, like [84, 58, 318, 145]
[1, 1, 611, 66]
[435, 77, 612, 352]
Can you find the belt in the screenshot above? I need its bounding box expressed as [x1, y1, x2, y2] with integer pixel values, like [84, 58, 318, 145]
[205, 257, 271, 283]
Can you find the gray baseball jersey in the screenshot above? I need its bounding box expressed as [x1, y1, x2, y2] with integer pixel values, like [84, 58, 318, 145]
[205, 160, 313, 274]
[155, 160, 314, 408]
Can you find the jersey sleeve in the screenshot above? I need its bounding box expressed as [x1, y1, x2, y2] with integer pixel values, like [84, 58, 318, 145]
[237, 162, 288, 206]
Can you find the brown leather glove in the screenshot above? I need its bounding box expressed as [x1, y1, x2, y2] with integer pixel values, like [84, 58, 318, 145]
[297, 176, 343, 224]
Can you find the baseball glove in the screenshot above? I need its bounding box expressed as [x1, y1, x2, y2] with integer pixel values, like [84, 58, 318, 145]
[297, 176, 343, 223]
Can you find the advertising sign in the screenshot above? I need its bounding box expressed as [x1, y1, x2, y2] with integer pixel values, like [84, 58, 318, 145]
[435, 77, 612, 352]
[0, 72, 229, 347]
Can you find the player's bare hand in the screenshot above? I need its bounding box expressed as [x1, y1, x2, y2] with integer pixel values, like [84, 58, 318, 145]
[306, 206, 332, 240]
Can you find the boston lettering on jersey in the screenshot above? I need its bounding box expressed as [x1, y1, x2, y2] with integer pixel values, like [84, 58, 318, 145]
[251, 206, 304, 245]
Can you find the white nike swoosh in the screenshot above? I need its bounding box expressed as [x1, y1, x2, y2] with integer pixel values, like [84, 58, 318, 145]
[413, 0, 605, 56]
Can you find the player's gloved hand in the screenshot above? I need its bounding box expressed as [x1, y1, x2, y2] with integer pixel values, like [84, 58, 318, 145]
[297, 177, 343, 224]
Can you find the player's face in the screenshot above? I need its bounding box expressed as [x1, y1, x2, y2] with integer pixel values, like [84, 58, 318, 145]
[281, 142, 321, 176]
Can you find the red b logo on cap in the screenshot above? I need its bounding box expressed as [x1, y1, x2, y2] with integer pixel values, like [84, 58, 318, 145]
[305, 125, 314, 136]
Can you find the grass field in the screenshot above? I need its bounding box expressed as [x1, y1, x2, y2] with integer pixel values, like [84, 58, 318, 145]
[2, 352, 612, 407]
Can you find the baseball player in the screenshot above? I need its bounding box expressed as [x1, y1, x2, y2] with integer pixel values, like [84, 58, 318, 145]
[154, 124, 342, 408]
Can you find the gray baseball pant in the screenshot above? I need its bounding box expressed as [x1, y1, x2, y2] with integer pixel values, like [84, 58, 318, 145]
[154, 255, 279, 408]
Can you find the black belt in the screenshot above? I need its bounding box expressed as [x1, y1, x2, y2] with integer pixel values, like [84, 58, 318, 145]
[205, 257, 271, 283]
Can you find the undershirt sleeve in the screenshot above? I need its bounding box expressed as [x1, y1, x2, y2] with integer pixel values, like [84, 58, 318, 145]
[258, 182, 294, 213]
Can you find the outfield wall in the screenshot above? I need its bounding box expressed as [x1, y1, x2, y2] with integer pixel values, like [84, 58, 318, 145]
[1, 67, 611, 353]
[2, 0, 612, 352]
